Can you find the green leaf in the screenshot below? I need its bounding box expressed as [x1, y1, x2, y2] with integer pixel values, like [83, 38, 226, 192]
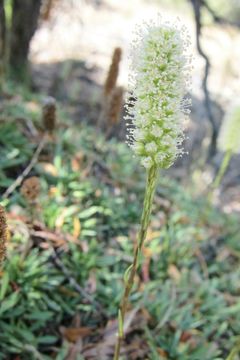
[0, 272, 9, 300]
[37, 335, 58, 344]
[79, 206, 102, 219]
[25, 311, 54, 321]
[0, 291, 20, 315]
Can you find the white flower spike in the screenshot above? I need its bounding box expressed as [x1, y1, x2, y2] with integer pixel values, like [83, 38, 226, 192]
[126, 18, 192, 169]
[218, 104, 240, 154]
[114, 18, 192, 360]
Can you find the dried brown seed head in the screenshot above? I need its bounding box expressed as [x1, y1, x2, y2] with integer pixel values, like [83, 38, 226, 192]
[41, 0, 58, 21]
[42, 96, 56, 132]
[107, 86, 124, 125]
[104, 47, 122, 96]
[0, 205, 7, 267]
[21, 176, 41, 202]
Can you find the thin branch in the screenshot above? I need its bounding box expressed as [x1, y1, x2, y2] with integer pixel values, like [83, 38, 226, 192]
[190, 0, 218, 158]
[202, 0, 240, 28]
[2, 135, 47, 199]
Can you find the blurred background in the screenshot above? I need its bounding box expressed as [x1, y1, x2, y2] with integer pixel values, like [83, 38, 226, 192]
[0, 1, 240, 359]
[3, 0, 240, 208]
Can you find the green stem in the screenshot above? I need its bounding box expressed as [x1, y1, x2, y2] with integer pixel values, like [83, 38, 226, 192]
[213, 149, 232, 190]
[113, 165, 158, 360]
[226, 344, 240, 360]
[226, 336, 240, 360]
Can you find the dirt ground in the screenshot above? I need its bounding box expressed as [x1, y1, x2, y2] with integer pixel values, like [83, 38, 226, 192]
[30, 0, 240, 212]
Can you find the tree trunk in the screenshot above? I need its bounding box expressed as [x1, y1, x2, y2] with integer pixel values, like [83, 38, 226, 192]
[9, 0, 42, 77]
[190, 0, 218, 160]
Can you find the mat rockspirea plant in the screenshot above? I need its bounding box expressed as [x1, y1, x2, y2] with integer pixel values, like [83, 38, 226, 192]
[114, 18, 192, 359]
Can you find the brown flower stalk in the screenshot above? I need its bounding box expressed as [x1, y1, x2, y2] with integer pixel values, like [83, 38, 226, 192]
[21, 176, 41, 203]
[41, 0, 58, 21]
[0, 205, 7, 267]
[107, 86, 124, 125]
[42, 96, 57, 132]
[104, 47, 122, 96]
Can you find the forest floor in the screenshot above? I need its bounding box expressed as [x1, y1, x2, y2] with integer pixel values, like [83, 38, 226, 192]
[0, 83, 240, 359]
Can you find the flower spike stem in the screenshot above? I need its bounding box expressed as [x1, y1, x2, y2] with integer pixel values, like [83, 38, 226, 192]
[213, 149, 232, 190]
[113, 165, 158, 360]
[226, 341, 240, 360]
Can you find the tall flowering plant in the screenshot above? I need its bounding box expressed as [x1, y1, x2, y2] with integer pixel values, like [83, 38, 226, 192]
[114, 18, 191, 360]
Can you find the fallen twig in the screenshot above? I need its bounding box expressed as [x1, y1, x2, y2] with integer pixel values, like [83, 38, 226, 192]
[2, 134, 47, 199]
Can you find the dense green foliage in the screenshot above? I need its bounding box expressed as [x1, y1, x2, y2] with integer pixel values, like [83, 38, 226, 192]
[0, 84, 240, 359]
